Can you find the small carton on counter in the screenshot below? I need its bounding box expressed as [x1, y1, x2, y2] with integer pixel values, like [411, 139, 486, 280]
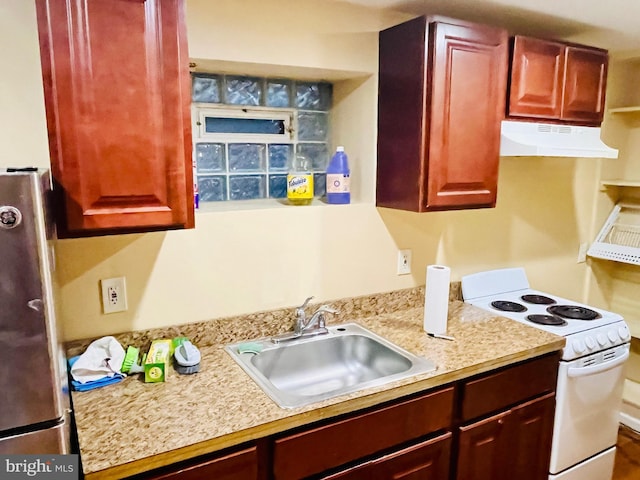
[144, 339, 172, 383]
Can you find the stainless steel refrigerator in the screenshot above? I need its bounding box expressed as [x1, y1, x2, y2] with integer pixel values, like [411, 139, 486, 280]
[0, 169, 70, 453]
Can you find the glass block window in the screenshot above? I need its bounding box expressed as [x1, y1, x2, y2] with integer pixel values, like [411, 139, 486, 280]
[195, 143, 225, 173]
[192, 74, 221, 104]
[192, 73, 332, 203]
[266, 80, 291, 108]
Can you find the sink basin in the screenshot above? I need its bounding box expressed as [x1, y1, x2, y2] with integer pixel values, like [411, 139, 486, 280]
[225, 323, 436, 408]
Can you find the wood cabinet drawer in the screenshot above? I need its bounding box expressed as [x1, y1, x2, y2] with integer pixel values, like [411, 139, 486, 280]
[273, 387, 454, 480]
[322, 432, 452, 480]
[133, 446, 258, 480]
[460, 353, 559, 421]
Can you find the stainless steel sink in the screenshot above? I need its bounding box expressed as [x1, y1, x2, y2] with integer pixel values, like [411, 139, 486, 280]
[225, 323, 436, 408]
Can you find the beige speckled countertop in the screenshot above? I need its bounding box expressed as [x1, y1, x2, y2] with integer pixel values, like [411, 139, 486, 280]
[68, 286, 565, 479]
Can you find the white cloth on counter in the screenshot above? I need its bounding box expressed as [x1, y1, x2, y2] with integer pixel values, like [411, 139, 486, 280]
[70, 336, 126, 383]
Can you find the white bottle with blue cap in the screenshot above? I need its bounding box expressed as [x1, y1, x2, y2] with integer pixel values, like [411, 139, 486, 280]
[326, 146, 350, 204]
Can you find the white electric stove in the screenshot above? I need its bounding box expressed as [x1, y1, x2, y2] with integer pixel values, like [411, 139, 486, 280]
[461, 267, 630, 480]
[461, 267, 630, 360]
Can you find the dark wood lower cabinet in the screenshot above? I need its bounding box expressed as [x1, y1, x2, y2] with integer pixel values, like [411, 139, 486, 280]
[138, 446, 258, 480]
[124, 354, 559, 480]
[508, 393, 556, 480]
[456, 393, 556, 480]
[457, 410, 510, 480]
[273, 388, 454, 480]
[323, 433, 452, 480]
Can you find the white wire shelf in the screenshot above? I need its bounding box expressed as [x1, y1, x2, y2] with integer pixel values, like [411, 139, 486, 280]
[588, 203, 640, 266]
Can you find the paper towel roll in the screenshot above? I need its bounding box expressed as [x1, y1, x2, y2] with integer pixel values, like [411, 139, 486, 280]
[423, 265, 451, 334]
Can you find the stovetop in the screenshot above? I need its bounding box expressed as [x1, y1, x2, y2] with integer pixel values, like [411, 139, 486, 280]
[461, 268, 630, 360]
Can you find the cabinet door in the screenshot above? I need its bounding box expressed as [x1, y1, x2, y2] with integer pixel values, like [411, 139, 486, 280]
[456, 410, 510, 480]
[562, 46, 608, 125]
[426, 20, 508, 210]
[36, 0, 194, 236]
[508, 393, 555, 480]
[376, 16, 429, 212]
[456, 393, 556, 480]
[376, 17, 507, 212]
[508, 36, 565, 119]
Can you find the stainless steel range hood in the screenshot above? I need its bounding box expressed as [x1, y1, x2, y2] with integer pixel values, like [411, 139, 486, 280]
[500, 120, 618, 158]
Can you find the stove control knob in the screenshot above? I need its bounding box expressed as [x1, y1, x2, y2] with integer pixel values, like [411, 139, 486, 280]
[618, 326, 631, 341]
[572, 339, 586, 355]
[608, 330, 619, 343]
[597, 334, 608, 347]
[585, 336, 596, 350]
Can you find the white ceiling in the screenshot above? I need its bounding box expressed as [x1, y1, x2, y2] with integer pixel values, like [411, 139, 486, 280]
[339, 0, 640, 57]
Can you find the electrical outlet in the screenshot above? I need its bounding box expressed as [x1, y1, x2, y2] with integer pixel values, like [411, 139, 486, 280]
[577, 242, 588, 263]
[101, 277, 128, 314]
[397, 249, 412, 275]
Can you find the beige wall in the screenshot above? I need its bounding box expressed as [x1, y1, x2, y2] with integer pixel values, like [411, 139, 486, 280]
[2, 0, 606, 342]
[0, 0, 50, 168]
[593, 57, 640, 409]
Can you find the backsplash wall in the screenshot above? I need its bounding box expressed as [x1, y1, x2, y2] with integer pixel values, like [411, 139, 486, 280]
[2, 0, 604, 341]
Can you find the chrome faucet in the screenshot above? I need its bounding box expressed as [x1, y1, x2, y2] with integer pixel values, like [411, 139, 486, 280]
[294, 296, 315, 334]
[272, 297, 338, 343]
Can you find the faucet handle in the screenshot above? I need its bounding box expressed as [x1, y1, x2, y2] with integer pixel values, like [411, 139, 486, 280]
[312, 305, 338, 329]
[297, 296, 314, 310]
[295, 296, 314, 319]
[314, 305, 338, 315]
[294, 296, 314, 333]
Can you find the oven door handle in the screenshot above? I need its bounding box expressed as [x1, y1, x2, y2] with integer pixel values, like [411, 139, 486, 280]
[567, 350, 629, 378]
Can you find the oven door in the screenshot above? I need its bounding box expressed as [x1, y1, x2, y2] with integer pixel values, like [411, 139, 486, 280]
[549, 343, 629, 476]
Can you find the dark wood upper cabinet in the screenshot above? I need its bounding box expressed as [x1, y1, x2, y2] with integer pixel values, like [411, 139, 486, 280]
[36, 0, 194, 237]
[508, 37, 565, 119]
[377, 16, 508, 212]
[562, 46, 608, 124]
[508, 36, 608, 126]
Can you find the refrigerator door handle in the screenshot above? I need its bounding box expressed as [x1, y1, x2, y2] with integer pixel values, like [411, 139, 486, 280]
[27, 299, 44, 312]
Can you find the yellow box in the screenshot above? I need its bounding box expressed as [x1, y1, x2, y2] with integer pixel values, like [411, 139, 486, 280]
[144, 339, 172, 383]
